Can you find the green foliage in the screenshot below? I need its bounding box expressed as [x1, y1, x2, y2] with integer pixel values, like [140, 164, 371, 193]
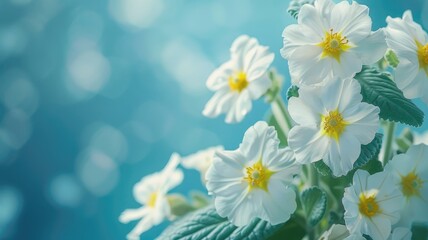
[265, 69, 284, 103]
[395, 128, 414, 153]
[286, 85, 299, 100]
[412, 224, 428, 240]
[267, 216, 306, 240]
[385, 49, 399, 68]
[267, 114, 288, 147]
[300, 187, 327, 227]
[353, 133, 383, 168]
[287, 0, 314, 19]
[157, 206, 284, 240]
[167, 194, 196, 217]
[354, 66, 424, 127]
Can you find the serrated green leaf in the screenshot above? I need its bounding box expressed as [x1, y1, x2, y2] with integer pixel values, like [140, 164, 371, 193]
[354, 66, 424, 127]
[287, 0, 314, 19]
[157, 206, 283, 240]
[385, 49, 399, 68]
[286, 85, 299, 100]
[301, 187, 327, 227]
[353, 133, 383, 168]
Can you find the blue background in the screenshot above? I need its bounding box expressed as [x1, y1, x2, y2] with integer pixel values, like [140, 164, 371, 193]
[0, 0, 427, 239]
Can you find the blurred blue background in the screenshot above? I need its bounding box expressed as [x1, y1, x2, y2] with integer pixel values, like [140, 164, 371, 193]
[0, 0, 428, 239]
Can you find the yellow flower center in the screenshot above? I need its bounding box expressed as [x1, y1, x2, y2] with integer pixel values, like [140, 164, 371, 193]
[244, 161, 273, 191]
[318, 29, 351, 62]
[321, 109, 348, 141]
[416, 40, 428, 76]
[229, 72, 248, 92]
[358, 193, 381, 218]
[401, 171, 423, 198]
[147, 192, 158, 208]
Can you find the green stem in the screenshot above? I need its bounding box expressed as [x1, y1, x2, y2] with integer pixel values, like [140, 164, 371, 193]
[382, 121, 395, 165]
[271, 96, 294, 136]
[308, 164, 319, 187]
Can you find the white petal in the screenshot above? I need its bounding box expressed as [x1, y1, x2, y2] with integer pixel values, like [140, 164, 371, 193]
[298, 3, 326, 38]
[288, 126, 329, 164]
[343, 103, 379, 145]
[324, 133, 360, 177]
[330, 1, 371, 42]
[281, 24, 322, 59]
[243, 46, 274, 81]
[385, 28, 418, 60]
[394, 58, 420, 98]
[314, 0, 334, 19]
[390, 227, 412, 240]
[321, 77, 362, 112]
[240, 121, 277, 164]
[206, 60, 235, 91]
[288, 45, 330, 85]
[263, 181, 296, 225]
[288, 95, 323, 125]
[230, 35, 258, 70]
[354, 29, 387, 65]
[225, 90, 252, 123]
[247, 74, 272, 99]
[202, 90, 234, 118]
[263, 147, 297, 173]
[331, 51, 363, 79]
[366, 216, 392, 240]
[119, 207, 149, 224]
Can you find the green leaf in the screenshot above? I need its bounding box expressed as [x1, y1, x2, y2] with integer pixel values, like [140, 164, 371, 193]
[157, 206, 284, 240]
[167, 194, 196, 217]
[190, 191, 211, 209]
[286, 85, 299, 100]
[313, 161, 332, 177]
[353, 133, 383, 168]
[385, 49, 399, 68]
[300, 187, 327, 227]
[360, 159, 383, 175]
[395, 128, 414, 153]
[287, 0, 314, 19]
[412, 223, 428, 240]
[354, 66, 424, 127]
[267, 216, 306, 240]
[264, 69, 284, 103]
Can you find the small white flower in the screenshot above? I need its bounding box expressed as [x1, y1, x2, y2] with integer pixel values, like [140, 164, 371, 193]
[385, 10, 428, 104]
[202, 35, 274, 123]
[119, 153, 183, 240]
[281, 0, 386, 86]
[206, 121, 300, 226]
[384, 144, 428, 226]
[343, 170, 404, 240]
[288, 77, 379, 176]
[181, 146, 224, 179]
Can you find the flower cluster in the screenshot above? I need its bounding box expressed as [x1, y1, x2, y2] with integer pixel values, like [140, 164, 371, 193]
[119, 0, 428, 239]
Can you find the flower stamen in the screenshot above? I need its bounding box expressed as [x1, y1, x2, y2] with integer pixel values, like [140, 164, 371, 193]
[147, 192, 158, 208]
[359, 192, 381, 218]
[401, 171, 423, 198]
[321, 109, 348, 141]
[229, 72, 248, 92]
[244, 161, 273, 191]
[318, 29, 351, 62]
[416, 40, 428, 76]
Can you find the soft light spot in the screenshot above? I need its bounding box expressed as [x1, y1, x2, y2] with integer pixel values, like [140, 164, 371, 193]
[318, 29, 351, 62]
[229, 72, 248, 92]
[321, 109, 348, 141]
[416, 40, 428, 76]
[147, 192, 158, 208]
[358, 192, 381, 217]
[401, 171, 423, 198]
[244, 161, 273, 191]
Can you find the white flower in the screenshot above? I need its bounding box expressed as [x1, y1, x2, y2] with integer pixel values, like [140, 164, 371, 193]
[343, 170, 404, 240]
[205, 121, 300, 226]
[288, 77, 379, 176]
[202, 35, 274, 123]
[384, 144, 428, 226]
[119, 153, 183, 240]
[385, 10, 428, 105]
[281, 0, 386, 86]
[181, 146, 224, 178]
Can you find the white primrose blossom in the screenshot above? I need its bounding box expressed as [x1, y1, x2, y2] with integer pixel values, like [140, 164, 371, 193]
[384, 144, 428, 226]
[281, 0, 386, 86]
[181, 146, 224, 179]
[203, 35, 274, 123]
[205, 121, 300, 226]
[385, 10, 428, 105]
[119, 154, 183, 240]
[288, 77, 380, 176]
[343, 170, 404, 240]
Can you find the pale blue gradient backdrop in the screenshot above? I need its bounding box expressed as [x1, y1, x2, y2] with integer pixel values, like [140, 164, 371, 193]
[0, 0, 427, 239]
